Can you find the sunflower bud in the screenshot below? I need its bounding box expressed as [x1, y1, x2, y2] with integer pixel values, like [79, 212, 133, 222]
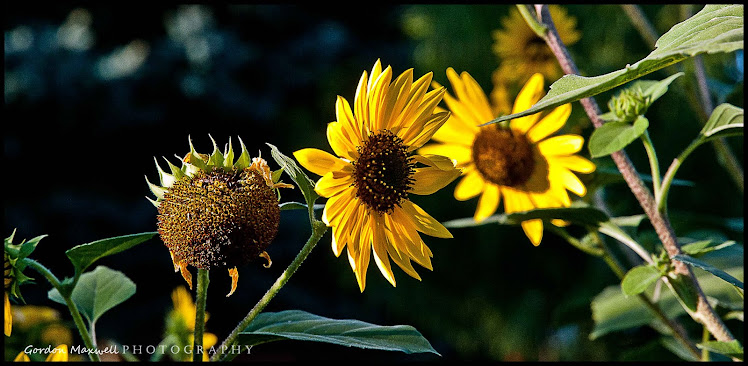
[146, 136, 293, 296]
[608, 87, 651, 123]
[4, 230, 45, 336]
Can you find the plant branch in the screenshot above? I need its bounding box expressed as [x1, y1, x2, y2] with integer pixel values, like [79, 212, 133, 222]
[533, 3, 735, 343]
[22, 258, 101, 362]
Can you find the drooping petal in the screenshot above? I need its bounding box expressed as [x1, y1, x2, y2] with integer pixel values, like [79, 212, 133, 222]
[400, 201, 453, 239]
[327, 121, 358, 160]
[226, 267, 239, 297]
[371, 215, 396, 287]
[4, 292, 11, 337]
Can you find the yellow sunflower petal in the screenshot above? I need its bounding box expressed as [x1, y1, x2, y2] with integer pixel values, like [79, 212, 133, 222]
[418, 143, 473, 166]
[474, 183, 501, 222]
[401, 200, 452, 239]
[558, 168, 587, 196]
[537, 135, 585, 156]
[14, 351, 30, 361]
[321, 186, 355, 226]
[371, 216, 396, 287]
[521, 219, 544, 246]
[510, 73, 545, 134]
[526, 103, 571, 143]
[327, 121, 358, 161]
[446, 68, 494, 123]
[4, 292, 11, 337]
[293, 148, 348, 176]
[315, 171, 354, 197]
[550, 155, 596, 173]
[454, 168, 485, 201]
[390, 207, 434, 270]
[383, 215, 422, 280]
[411, 164, 462, 195]
[45, 345, 68, 362]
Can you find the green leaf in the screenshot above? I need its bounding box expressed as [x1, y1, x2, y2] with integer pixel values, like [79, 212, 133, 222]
[667, 273, 699, 312]
[660, 336, 700, 361]
[699, 103, 743, 142]
[65, 232, 157, 279]
[634, 72, 685, 104]
[698, 340, 744, 361]
[681, 240, 736, 257]
[486, 5, 743, 125]
[672, 254, 744, 290]
[590, 266, 742, 339]
[279, 202, 325, 211]
[588, 116, 649, 158]
[48, 266, 136, 324]
[237, 310, 440, 356]
[621, 265, 662, 296]
[267, 144, 320, 218]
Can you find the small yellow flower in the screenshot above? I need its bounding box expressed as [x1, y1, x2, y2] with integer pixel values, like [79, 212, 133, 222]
[146, 136, 292, 296]
[420, 69, 595, 246]
[165, 286, 217, 362]
[294, 59, 461, 291]
[492, 5, 580, 85]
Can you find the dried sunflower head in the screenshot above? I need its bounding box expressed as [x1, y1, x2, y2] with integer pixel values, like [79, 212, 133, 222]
[146, 136, 292, 296]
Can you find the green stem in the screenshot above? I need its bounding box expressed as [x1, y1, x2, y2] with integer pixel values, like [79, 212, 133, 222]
[22, 259, 101, 362]
[640, 131, 661, 199]
[597, 222, 654, 265]
[620, 4, 659, 48]
[701, 325, 711, 361]
[516, 4, 547, 39]
[658, 139, 700, 213]
[193, 268, 209, 362]
[210, 220, 328, 362]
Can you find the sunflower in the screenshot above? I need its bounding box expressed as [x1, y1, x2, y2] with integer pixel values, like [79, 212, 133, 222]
[294, 59, 461, 291]
[492, 5, 580, 86]
[419, 69, 595, 246]
[146, 136, 292, 296]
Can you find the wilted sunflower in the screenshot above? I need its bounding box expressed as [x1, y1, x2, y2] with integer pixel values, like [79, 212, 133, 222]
[146, 136, 292, 296]
[294, 59, 461, 291]
[492, 5, 580, 85]
[419, 70, 595, 246]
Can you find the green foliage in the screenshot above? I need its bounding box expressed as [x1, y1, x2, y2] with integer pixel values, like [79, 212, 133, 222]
[487, 4, 743, 125]
[589, 116, 650, 158]
[443, 206, 609, 228]
[621, 265, 661, 296]
[699, 103, 744, 143]
[48, 266, 136, 325]
[64, 232, 157, 281]
[4, 231, 46, 301]
[267, 143, 320, 221]
[237, 310, 440, 356]
[698, 340, 744, 361]
[673, 254, 744, 290]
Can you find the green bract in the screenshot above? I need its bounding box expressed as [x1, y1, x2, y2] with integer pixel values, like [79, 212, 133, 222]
[4, 230, 46, 302]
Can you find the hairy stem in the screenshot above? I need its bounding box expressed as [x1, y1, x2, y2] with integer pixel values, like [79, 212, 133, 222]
[193, 268, 209, 362]
[533, 3, 735, 343]
[210, 220, 328, 361]
[22, 259, 101, 362]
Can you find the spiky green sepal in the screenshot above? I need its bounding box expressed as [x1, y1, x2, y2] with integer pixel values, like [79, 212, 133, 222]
[4, 230, 46, 303]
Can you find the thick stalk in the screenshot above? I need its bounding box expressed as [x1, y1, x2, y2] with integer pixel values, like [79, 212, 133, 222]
[22, 259, 101, 362]
[210, 220, 328, 361]
[533, 3, 735, 343]
[193, 268, 209, 362]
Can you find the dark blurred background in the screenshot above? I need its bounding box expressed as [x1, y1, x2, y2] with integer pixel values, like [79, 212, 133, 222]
[4, 4, 743, 362]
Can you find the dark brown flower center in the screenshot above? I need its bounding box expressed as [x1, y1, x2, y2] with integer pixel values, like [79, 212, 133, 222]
[352, 129, 415, 214]
[526, 36, 554, 63]
[157, 168, 280, 269]
[471, 126, 536, 187]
